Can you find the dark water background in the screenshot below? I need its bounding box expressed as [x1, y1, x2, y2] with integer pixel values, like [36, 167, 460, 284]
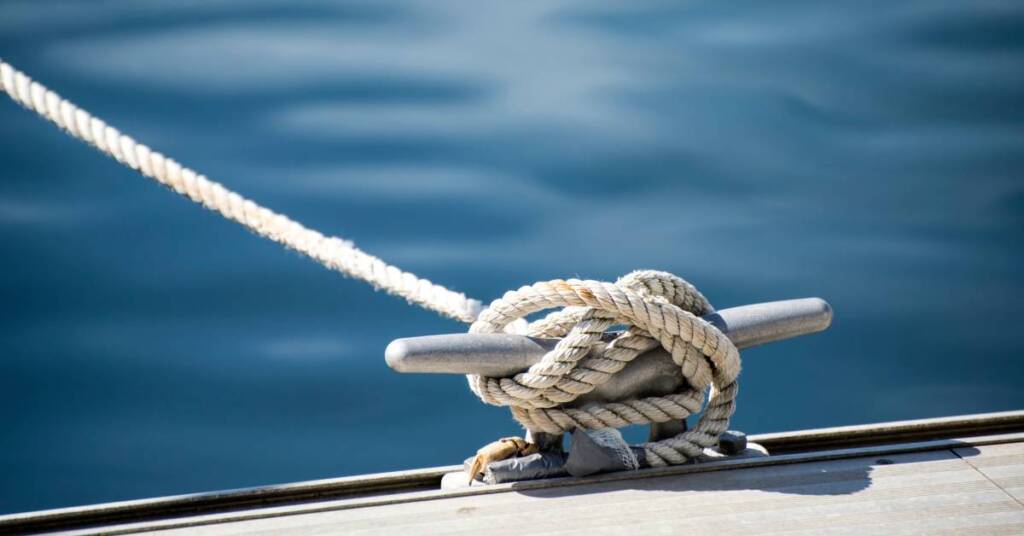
[1, 0, 1022, 514]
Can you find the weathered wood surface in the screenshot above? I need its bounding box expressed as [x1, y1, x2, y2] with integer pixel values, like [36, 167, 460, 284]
[137, 440, 1024, 536]
[4, 411, 1023, 535]
[955, 442, 1024, 506]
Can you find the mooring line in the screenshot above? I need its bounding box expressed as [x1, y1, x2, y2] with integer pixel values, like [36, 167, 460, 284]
[0, 59, 483, 323]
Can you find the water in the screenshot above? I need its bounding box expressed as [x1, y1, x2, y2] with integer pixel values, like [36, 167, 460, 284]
[1, 0, 1022, 514]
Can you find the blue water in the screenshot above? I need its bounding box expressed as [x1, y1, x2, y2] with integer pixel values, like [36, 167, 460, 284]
[1, 0, 1023, 514]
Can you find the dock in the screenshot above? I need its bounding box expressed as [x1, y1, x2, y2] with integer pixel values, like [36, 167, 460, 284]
[3, 410, 1023, 535]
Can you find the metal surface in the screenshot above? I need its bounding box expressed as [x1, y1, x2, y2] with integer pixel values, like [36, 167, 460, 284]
[385, 298, 833, 377]
[718, 431, 748, 455]
[385, 297, 831, 485]
[650, 420, 687, 442]
[385, 298, 832, 411]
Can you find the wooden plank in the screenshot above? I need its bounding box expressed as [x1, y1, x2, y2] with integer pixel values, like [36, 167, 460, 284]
[42, 433, 1020, 535]
[5, 412, 1022, 535]
[142, 448, 1024, 536]
[184, 450, 973, 534]
[955, 442, 1024, 505]
[46, 433, 1024, 536]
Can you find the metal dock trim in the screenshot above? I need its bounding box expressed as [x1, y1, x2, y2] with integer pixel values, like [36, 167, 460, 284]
[3, 410, 1023, 535]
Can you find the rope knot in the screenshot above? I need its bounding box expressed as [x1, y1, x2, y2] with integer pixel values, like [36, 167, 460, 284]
[467, 270, 741, 466]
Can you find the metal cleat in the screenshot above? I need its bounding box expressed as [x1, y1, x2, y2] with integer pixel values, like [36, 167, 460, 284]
[387, 298, 832, 486]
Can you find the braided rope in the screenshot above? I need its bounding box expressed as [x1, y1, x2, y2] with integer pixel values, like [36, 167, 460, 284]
[469, 270, 741, 466]
[0, 59, 481, 323]
[1, 60, 741, 467]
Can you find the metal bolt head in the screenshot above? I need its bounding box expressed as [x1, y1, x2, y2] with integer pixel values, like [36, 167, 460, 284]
[718, 430, 748, 455]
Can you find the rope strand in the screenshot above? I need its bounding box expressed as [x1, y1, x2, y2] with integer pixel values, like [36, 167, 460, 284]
[0, 59, 482, 323]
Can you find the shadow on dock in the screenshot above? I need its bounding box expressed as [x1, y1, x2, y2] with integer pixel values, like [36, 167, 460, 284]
[514, 443, 981, 498]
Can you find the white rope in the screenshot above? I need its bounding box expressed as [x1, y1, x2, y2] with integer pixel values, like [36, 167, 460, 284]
[469, 270, 741, 466]
[0, 60, 741, 466]
[0, 59, 482, 323]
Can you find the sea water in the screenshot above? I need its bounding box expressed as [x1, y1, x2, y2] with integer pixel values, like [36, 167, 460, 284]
[1, 0, 1022, 513]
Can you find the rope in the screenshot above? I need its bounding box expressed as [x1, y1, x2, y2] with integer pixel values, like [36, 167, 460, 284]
[0, 60, 741, 467]
[0, 59, 481, 323]
[469, 270, 740, 466]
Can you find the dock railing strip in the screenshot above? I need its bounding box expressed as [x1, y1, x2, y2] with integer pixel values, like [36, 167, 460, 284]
[64, 431, 1024, 536]
[752, 409, 1024, 453]
[2, 409, 1022, 534]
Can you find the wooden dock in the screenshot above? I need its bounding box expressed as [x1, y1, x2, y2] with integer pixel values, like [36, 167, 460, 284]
[3, 410, 1023, 535]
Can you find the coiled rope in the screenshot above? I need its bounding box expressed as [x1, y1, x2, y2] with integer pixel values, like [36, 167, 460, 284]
[469, 271, 739, 465]
[0, 59, 739, 466]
